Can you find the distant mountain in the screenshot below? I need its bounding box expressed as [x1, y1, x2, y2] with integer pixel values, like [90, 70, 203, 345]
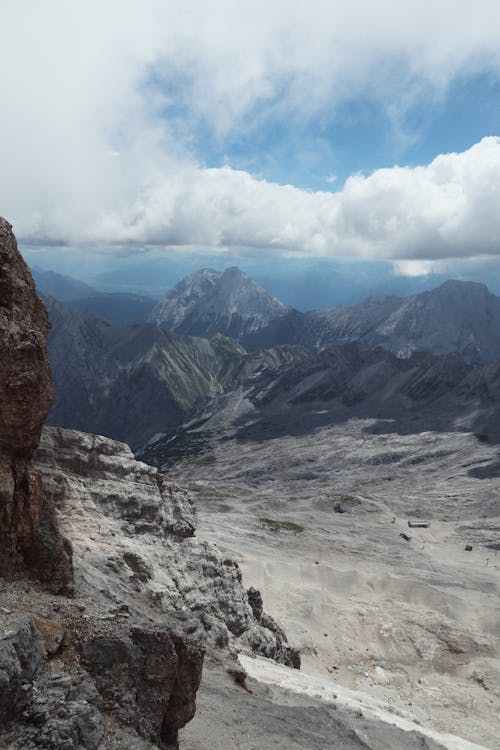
[32, 267, 156, 324]
[253, 262, 451, 311]
[32, 268, 97, 301]
[308, 280, 500, 363]
[151, 267, 290, 344]
[245, 280, 500, 364]
[43, 295, 307, 450]
[139, 341, 500, 469]
[69, 292, 156, 325]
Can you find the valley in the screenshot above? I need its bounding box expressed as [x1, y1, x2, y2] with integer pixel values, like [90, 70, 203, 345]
[7, 6, 500, 748]
[166, 421, 500, 748]
[13, 251, 500, 748]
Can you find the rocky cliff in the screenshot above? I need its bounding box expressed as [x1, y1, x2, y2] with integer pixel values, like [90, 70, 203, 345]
[0, 218, 298, 749]
[34, 427, 299, 669]
[0, 217, 72, 592]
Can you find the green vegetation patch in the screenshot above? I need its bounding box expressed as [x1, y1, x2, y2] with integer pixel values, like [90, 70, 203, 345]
[259, 517, 304, 534]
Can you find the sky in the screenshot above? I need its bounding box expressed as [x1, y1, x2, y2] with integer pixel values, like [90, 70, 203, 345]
[3, 1, 500, 282]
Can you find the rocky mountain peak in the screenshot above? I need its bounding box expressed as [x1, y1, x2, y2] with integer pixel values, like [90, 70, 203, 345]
[151, 266, 289, 342]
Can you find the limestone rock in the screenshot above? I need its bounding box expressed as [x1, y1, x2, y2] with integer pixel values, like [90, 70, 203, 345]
[36, 427, 297, 666]
[0, 219, 300, 748]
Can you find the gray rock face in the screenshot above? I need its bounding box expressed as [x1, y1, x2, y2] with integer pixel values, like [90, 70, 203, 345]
[0, 614, 203, 750]
[81, 625, 204, 748]
[0, 423, 300, 749]
[35, 427, 299, 668]
[151, 267, 290, 343]
[0, 618, 46, 726]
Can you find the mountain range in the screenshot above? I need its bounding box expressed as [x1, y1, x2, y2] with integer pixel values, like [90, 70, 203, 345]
[43, 295, 306, 449]
[34, 264, 500, 364]
[6, 221, 500, 749]
[151, 268, 500, 364]
[138, 340, 500, 470]
[41, 265, 500, 454]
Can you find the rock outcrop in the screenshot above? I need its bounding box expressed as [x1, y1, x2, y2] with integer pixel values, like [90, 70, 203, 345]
[0, 217, 72, 592]
[0, 612, 204, 750]
[0, 218, 299, 749]
[35, 427, 299, 667]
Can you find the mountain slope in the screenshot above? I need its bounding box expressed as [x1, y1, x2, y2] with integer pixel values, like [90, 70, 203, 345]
[151, 267, 290, 343]
[43, 295, 307, 449]
[139, 340, 500, 469]
[313, 280, 500, 363]
[244, 280, 500, 364]
[32, 267, 97, 301]
[69, 291, 156, 324]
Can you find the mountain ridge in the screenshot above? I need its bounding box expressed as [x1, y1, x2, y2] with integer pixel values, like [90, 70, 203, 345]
[43, 294, 308, 450]
[151, 266, 290, 343]
[241, 277, 500, 364]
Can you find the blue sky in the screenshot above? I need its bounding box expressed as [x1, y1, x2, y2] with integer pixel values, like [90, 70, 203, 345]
[197, 71, 500, 192]
[3, 1, 500, 286]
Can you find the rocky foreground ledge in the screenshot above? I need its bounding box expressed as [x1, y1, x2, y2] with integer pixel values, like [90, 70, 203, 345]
[0, 218, 298, 749]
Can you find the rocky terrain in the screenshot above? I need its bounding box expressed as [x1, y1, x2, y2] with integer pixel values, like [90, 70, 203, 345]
[44, 294, 306, 449]
[139, 340, 500, 470]
[151, 267, 290, 345]
[144, 414, 500, 749]
[42, 267, 500, 454]
[3, 217, 498, 748]
[0, 218, 299, 749]
[139, 336, 500, 749]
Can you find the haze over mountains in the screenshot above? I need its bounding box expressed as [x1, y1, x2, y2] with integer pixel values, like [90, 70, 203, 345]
[28, 251, 467, 310]
[36, 263, 500, 361]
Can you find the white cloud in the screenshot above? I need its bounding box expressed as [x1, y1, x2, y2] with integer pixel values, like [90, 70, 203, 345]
[78, 138, 500, 264]
[392, 260, 439, 277]
[3, 1, 500, 262]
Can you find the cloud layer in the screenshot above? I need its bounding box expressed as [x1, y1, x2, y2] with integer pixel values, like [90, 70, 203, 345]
[91, 137, 500, 261]
[2, 1, 500, 263]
